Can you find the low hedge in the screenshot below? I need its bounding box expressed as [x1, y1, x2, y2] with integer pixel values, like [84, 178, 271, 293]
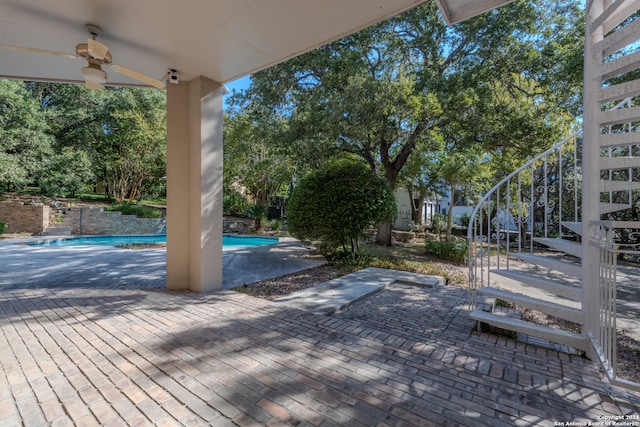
[425, 239, 468, 263]
[106, 203, 163, 218]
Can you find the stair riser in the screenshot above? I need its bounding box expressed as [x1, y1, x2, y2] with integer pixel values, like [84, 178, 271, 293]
[478, 288, 583, 324]
[600, 180, 640, 192]
[514, 254, 582, 280]
[532, 238, 582, 258]
[600, 203, 631, 215]
[560, 222, 583, 236]
[492, 270, 582, 301]
[600, 156, 640, 171]
[470, 310, 586, 351]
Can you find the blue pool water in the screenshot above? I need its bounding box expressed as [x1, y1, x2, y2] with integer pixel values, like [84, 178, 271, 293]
[29, 234, 278, 248]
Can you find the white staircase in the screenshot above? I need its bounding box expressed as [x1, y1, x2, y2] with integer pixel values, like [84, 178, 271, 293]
[468, 0, 640, 388]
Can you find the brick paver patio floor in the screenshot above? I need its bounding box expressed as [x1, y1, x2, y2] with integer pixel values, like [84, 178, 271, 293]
[1, 282, 639, 426]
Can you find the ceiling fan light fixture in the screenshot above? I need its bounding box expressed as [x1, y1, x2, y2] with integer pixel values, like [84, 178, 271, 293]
[82, 65, 107, 83]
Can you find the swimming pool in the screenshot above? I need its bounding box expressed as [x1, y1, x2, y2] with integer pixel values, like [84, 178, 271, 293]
[29, 234, 278, 249]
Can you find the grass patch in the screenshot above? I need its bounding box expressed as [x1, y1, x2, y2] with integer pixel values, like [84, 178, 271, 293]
[332, 242, 468, 285]
[141, 197, 167, 206]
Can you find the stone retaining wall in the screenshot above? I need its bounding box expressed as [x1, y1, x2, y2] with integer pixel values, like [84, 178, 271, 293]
[0, 198, 254, 236]
[0, 201, 49, 234]
[64, 207, 166, 235]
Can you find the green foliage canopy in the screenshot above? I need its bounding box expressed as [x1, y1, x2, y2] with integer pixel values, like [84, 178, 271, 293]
[287, 158, 396, 255]
[38, 147, 94, 197]
[223, 110, 292, 207]
[0, 80, 54, 190]
[238, 0, 584, 245]
[0, 81, 166, 201]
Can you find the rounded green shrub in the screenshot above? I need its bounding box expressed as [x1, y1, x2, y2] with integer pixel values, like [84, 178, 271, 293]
[287, 158, 396, 255]
[223, 191, 249, 216]
[0, 221, 7, 235]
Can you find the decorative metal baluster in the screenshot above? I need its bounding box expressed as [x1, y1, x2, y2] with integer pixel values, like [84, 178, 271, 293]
[506, 178, 511, 269]
[480, 207, 486, 288]
[573, 138, 579, 222]
[496, 187, 500, 270]
[608, 145, 613, 205]
[559, 146, 563, 236]
[544, 154, 549, 238]
[518, 173, 522, 254]
[530, 164, 534, 253]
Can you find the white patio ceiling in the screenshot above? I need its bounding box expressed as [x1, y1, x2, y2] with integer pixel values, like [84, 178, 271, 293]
[0, 0, 514, 88]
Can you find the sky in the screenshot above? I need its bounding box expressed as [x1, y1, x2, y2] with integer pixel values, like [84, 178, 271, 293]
[226, 74, 252, 93]
[223, 74, 251, 109]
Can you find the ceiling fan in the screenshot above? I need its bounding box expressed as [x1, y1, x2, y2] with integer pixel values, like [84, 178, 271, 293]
[1, 24, 165, 90]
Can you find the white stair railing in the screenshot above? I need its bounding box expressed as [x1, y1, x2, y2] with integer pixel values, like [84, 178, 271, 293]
[467, 0, 640, 391]
[467, 129, 582, 302]
[467, 95, 636, 302]
[590, 221, 640, 391]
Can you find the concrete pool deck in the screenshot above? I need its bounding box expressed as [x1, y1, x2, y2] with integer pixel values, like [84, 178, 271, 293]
[0, 237, 323, 290]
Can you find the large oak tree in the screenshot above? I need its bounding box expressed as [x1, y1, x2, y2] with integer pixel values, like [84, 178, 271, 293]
[235, 0, 583, 245]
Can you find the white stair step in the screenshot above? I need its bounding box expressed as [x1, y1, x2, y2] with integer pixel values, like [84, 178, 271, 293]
[600, 202, 631, 214]
[600, 156, 640, 171]
[600, 179, 640, 192]
[470, 310, 586, 351]
[590, 0, 640, 35]
[514, 253, 582, 280]
[533, 238, 582, 258]
[561, 221, 583, 236]
[598, 105, 640, 127]
[477, 288, 583, 324]
[599, 132, 640, 149]
[492, 269, 582, 301]
[596, 15, 640, 58]
[599, 79, 640, 104]
[598, 47, 640, 80]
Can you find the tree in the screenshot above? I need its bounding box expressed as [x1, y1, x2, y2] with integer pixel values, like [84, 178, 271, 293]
[0, 80, 54, 190]
[397, 134, 445, 227]
[38, 147, 94, 197]
[23, 83, 167, 201]
[223, 110, 293, 207]
[287, 158, 396, 256]
[436, 148, 491, 240]
[99, 89, 166, 202]
[242, 0, 584, 246]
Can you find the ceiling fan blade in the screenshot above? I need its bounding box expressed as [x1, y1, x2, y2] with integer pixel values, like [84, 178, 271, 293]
[110, 64, 165, 89]
[1, 45, 78, 59]
[85, 80, 102, 90]
[87, 39, 109, 60]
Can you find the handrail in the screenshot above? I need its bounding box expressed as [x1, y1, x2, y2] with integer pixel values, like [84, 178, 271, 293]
[467, 96, 633, 257]
[465, 130, 581, 243]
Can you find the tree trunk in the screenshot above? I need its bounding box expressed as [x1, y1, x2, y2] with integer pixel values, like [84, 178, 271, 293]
[447, 185, 455, 241]
[414, 195, 425, 226]
[376, 218, 393, 246]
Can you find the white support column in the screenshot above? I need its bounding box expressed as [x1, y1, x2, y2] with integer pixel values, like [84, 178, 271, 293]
[166, 76, 224, 292]
[582, 0, 604, 358]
